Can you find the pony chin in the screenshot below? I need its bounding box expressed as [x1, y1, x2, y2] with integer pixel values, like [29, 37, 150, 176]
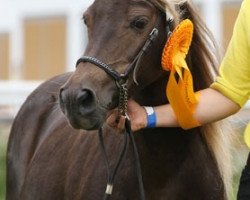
[68, 115, 105, 131]
[64, 108, 107, 131]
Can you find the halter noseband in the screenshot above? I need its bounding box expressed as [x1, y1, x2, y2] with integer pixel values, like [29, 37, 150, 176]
[76, 28, 159, 116]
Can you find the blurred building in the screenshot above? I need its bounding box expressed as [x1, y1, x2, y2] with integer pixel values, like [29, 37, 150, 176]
[0, 0, 93, 117]
[0, 0, 248, 118]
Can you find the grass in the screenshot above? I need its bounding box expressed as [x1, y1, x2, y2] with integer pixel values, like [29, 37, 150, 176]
[0, 121, 11, 200]
[231, 172, 241, 200]
[0, 144, 6, 200]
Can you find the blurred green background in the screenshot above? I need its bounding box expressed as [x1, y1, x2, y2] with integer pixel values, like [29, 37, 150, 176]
[0, 121, 9, 200]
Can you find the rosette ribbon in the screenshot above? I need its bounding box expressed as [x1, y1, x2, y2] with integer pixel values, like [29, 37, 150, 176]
[161, 19, 200, 129]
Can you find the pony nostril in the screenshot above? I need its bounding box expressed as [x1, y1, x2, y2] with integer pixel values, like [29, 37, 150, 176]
[76, 89, 94, 109]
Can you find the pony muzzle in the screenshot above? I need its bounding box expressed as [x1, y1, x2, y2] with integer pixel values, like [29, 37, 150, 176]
[59, 86, 105, 130]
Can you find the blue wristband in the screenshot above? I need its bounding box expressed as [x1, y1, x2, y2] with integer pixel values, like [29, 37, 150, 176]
[144, 107, 157, 128]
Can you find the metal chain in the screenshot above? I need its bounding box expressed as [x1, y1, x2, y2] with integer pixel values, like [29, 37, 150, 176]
[117, 82, 128, 117]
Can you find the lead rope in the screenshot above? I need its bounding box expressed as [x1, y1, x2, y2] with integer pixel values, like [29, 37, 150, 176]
[118, 81, 145, 200]
[125, 117, 146, 200]
[98, 81, 145, 200]
[98, 127, 128, 200]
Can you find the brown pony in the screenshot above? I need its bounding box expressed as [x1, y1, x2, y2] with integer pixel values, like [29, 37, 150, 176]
[7, 0, 232, 199]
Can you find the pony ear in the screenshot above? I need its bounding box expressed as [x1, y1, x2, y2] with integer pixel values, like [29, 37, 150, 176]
[163, 0, 181, 29]
[175, 0, 191, 20]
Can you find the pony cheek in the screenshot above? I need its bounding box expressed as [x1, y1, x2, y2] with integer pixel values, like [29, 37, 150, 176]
[134, 67, 164, 88]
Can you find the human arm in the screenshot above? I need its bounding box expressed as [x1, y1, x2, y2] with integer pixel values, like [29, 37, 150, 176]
[152, 88, 240, 128]
[107, 0, 249, 132]
[107, 87, 240, 132]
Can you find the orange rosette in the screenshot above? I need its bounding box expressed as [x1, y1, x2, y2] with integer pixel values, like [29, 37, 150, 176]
[162, 19, 193, 73]
[161, 19, 200, 129]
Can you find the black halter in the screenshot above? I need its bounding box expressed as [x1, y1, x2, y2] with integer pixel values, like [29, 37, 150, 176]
[76, 30, 158, 200]
[76, 28, 158, 83]
[76, 28, 159, 116]
[76, 11, 171, 200]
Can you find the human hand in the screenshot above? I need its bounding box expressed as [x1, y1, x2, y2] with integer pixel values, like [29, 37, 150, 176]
[106, 99, 147, 132]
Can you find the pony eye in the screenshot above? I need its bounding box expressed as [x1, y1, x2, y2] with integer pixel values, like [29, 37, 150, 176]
[131, 18, 149, 30]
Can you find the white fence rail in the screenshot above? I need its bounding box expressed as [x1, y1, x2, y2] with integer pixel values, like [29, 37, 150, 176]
[0, 80, 42, 119]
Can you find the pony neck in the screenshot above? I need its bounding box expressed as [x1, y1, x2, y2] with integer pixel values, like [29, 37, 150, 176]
[134, 72, 169, 107]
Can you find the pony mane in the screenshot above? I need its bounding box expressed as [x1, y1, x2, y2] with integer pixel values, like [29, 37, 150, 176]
[152, 0, 234, 198]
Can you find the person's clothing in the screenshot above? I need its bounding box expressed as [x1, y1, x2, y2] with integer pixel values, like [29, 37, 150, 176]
[237, 153, 250, 200]
[244, 125, 250, 148]
[209, 1, 250, 199]
[211, 0, 250, 107]
[211, 0, 250, 148]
